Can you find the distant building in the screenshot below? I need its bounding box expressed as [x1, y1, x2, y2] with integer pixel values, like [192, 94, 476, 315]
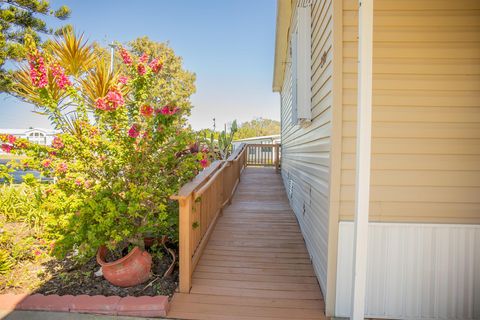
[0, 128, 58, 152]
[232, 134, 280, 149]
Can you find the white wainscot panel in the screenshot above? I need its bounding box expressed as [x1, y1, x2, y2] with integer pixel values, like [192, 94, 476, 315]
[336, 221, 480, 320]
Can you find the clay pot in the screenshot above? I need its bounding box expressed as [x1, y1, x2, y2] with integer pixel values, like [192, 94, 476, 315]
[96, 245, 152, 287]
[144, 235, 167, 248]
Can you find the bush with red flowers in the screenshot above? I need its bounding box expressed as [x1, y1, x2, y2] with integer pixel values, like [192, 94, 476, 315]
[5, 30, 207, 261]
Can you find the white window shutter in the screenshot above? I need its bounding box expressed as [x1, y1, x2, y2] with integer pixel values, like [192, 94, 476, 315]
[291, 30, 298, 126]
[295, 4, 312, 127]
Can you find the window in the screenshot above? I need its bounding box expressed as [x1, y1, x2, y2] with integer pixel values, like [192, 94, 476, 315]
[291, 1, 312, 127]
[27, 131, 46, 145]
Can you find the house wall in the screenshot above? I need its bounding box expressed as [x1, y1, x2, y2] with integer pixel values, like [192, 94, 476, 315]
[336, 222, 480, 319]
[333, 0, 480, 318]
[340, 0, 480, 223]
[279, 0, 334, 297]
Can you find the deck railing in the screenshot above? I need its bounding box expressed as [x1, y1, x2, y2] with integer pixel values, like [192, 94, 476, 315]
[246, 143, 281, 172]
[171, 143, 280, 293]
[171, 143, 247, 292]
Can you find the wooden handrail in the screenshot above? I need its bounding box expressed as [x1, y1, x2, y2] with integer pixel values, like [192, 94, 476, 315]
[227, 143, 246, 161]
[194, 162, 227, 200]
[171, 161, 224, 200]
[171, 143, 247, 293]
[243, 143, 279, 148]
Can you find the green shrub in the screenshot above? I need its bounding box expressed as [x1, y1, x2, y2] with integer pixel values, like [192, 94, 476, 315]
[1, 30, 206, 262]
[0, 184, 47, 232]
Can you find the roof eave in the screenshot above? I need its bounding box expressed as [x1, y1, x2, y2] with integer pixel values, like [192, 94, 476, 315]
[272, 0, 292, 92]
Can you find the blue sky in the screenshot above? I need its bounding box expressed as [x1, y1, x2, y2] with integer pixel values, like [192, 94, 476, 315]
[0, 0, 279, 130]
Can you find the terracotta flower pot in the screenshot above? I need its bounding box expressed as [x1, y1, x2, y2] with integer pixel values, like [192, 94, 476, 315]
[96, 245, 152, 287]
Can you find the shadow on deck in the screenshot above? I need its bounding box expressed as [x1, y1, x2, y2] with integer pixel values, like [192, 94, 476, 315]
[168, 167, 325, 320]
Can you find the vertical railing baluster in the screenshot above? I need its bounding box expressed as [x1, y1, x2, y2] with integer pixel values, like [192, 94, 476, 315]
[178, 195, 192, 293]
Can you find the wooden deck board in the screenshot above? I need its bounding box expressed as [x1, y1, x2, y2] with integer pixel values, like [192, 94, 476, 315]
[168, 167, 326, 320]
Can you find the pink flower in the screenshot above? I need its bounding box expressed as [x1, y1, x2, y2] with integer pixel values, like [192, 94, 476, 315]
[149, 58, 162, 73]
[139, 53, 149, 63]
[128, 124, 140, 138]
[28, 54, 48, 88]
[160, 106, 171, 115]
[137, 64, 146, 75]
[157, 105, 179, 116]
[1, 144, 12, 153]
[56, 162, 68, 173]
[50, 63, 71, 89]
[7, 135, 16, 144]
[105, 88, 125, 109]
[95, 97, 108, 110]
[118, 75, 128, 85]
[42, 159, 52, 168]
[120, 48, 132, 65]
[140, 104, 154, 117]
[52, 136, 64, 149]
[95, 88, 125, 111]
[34, 249, 42, 256]
[200, 158, 208, 168]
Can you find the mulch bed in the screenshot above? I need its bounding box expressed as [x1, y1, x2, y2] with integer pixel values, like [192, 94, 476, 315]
[2, 245, 178, 298]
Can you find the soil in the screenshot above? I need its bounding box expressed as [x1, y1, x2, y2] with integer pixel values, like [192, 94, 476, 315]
[37, 244, 178, 297]
[2, 245, 178, 297]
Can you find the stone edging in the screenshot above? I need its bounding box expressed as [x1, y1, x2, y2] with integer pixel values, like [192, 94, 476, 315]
[0, 293, 170, 318]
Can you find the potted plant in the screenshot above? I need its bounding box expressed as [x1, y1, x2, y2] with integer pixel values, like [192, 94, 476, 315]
[5, 30, 206, 286]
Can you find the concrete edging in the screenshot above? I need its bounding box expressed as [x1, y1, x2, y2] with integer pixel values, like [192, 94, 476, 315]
[0, 293, 170, 318]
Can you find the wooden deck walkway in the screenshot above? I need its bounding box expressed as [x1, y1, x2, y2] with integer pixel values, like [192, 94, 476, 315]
[168, 167, 325, 320]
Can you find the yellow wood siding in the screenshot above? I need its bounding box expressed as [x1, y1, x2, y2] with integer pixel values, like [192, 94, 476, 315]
[340, 0, 480, 223]
[280, 0, 333, 297]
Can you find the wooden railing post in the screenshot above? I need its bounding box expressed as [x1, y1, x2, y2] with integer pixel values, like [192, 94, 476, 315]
[178, 195, 192, 293]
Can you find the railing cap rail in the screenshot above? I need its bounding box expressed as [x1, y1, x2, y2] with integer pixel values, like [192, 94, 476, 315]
[171, 160, 225, 200]
[172, 143, 253, 201]
[245, 143, 281, 148]
[226, 143, 246, 162]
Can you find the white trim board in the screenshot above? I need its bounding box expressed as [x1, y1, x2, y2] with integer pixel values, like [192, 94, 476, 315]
[336, 221, 480, 319]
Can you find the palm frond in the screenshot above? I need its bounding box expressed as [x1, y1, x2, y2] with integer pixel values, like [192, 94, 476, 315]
[79, 58, 120, 107]
[48, 28, 95, 77]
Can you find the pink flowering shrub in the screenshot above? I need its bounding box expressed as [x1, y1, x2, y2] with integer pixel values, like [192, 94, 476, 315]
[7, 30, 200, 261]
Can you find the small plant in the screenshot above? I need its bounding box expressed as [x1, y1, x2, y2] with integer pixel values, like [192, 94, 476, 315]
[0, 249, 13, 276]
[203, 120, 238, 160]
